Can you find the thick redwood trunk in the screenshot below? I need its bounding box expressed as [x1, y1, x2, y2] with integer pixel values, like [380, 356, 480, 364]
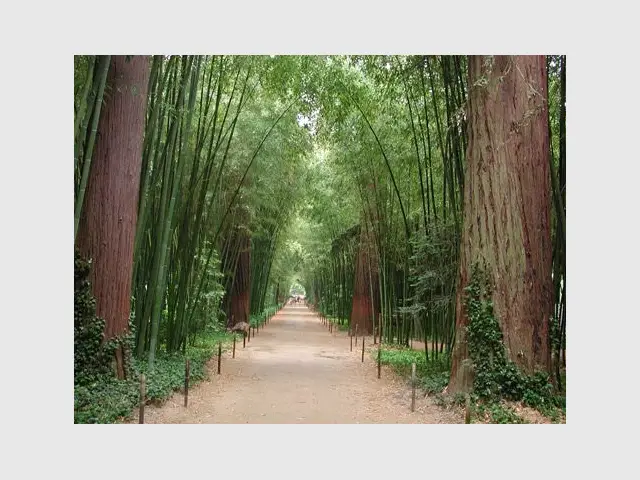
[350, 225, 379, 335]
[227, 231, 251, 327]
[76, 55, 150, 378]
[448, 55, 553, 393]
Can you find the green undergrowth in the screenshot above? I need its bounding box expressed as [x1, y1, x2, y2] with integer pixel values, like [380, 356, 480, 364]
[326, 316, 350, 331]
[464, 395, 565, 424]
[374, 345, 450, 396]
[74, 330, 236, 424]
[371, 325, 565, 423]
[249, 304, 282, 328]
[474, 400, 527, 424]
[463, 263, 566, 423]
[74, 251, 287, 424]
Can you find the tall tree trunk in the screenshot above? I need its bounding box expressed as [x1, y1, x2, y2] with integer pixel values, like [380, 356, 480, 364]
[76, 55, 150, 379]
[448, 55, 553, 393]
[227, 228, 251, 327]
[350, 222, 379, 334]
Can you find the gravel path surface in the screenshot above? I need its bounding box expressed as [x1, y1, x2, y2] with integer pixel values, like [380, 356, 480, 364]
[140, 305, 462, 424]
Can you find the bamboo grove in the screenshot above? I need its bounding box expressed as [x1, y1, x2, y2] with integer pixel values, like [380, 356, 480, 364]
[75, 55, 311, 375]
[74, 55, 566, 391]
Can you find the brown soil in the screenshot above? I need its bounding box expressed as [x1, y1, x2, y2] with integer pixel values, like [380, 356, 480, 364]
[136, 305, 462, 424]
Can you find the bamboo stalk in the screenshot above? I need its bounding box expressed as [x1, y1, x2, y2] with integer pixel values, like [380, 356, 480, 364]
[74, 55, 111, 241]
[147, 56, 196, 367]
[186, 99, 297, 327]
[74, 56, 97, 168]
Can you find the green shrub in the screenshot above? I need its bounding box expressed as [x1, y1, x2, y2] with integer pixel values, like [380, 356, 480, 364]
[475, 402, 527, 424]
[74, 250, 235, 423]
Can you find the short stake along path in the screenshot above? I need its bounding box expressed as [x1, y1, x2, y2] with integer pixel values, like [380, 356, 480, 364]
[139, 305, 461, 424]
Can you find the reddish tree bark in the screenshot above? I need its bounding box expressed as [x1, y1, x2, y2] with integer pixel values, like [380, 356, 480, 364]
[76, 55, 150, 379]
[227, 230, 251, 327]
[350, 225, 379, 335]
[448, 55, 553, 393]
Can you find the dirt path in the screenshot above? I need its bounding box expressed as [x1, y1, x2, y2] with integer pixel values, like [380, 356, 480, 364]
[140, 305, 462, 424]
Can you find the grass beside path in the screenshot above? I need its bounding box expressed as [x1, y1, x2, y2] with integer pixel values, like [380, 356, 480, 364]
[74, 330, 237, 424]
